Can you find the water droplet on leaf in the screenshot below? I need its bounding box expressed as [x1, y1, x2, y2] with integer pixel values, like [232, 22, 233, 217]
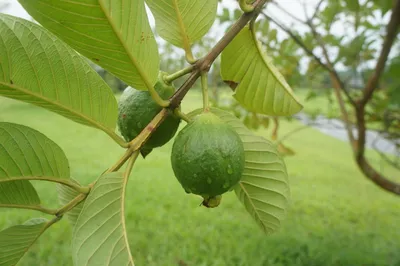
[227, 164, 233, 174]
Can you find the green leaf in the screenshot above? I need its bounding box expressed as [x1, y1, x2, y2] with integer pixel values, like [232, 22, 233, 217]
[146, 0, 218, 50]
[221, 26, 303, 116]
[56, 179, 85, 227]
[0, 14, 118, 133]
[72, 172, 133, 266]
[344, 0, 360, 12]
[189, 108, 290, 234]
[0, 122, 69, 206]
[0, 218, 49, 266]
[18, 0, 159, 91]
[219, 8, 231, 23]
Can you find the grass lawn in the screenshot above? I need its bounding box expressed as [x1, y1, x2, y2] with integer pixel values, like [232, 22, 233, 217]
[0, 91, 399, 266]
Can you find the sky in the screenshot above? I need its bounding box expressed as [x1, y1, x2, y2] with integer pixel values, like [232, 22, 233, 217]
[0, 0, 321, 32]
[0, 0, 389, 73]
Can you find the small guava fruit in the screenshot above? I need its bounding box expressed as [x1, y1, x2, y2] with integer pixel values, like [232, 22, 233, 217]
[118, 72, 181, 155]
[171, 112, 245, 206]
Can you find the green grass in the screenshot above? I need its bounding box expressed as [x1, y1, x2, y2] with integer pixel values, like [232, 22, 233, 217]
[0, 92, 399, 266]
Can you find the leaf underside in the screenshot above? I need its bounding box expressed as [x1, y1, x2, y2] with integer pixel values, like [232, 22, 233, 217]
[0, 14, 118, 132]
[0, 218, 48, 266]
[146, 0, 218, 49]
[0, 122, 70, 205]
[18, 0, 160, 91]
[56, 179, 85, 227]
[221, 26, 303, 116]
[72, 172, 134, 266]
[189, 108, 290, 234]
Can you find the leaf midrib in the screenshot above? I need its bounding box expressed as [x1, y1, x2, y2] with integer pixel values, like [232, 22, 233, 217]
[238, 182, 268, 232]
[172, 0, 191, 52]
[250, 26, 300, 103]
[121, 172, 134, 265]
[98, 0, 153, 91]
[0, 82, 114, 134]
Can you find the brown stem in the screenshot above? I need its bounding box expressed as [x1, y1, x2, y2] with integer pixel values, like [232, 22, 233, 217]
[109, 0, 270, 171]
[270, 1, 307, 25]
[356, 156, 400, 195]
[351, 1, 400, 195]
[310, 0, 324, 20]
[262, 12, 330, 73]
[271, 117, 279, 140]
[263, 11, 356, 144]
[264, 2, 400, 195]
[360, 0, 400, 106]
[170, 0, 268, 109]
[307, 20, 356, 107]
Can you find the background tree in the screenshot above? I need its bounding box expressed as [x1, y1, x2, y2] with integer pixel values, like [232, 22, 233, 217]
[220, 0, 400, 194]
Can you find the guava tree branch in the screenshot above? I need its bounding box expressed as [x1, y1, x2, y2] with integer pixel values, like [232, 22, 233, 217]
[360, 0, 400, 106]
[111, 0, 269, 171]
[261, 13, 330, 74]
[310, 0, 324, 21]
[270, 1, 307, 25]
[170, 0, 269, 108]
[265, 1, 400, 195]
[306, 20, 356, 107]
[262, 11, 357, 145]
[353, 0, 400, 195]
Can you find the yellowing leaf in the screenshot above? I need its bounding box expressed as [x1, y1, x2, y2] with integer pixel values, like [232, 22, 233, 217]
[221, 26, 303, 116]
[19, 0, 159, 91]
[146, 0, 218, 50]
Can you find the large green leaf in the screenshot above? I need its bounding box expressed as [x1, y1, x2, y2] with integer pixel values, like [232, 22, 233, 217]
[72, 172, 133, 266]
[0, 122, 70, 206]
[146, 0, 218, 50]
[56, 179, 85, 227]
[0, 14, 118, 133]
[189, 108, 290, 234]
[0, 218, 49, 266]
[19, 0, 159, 91]
[221, 26, 303, 116]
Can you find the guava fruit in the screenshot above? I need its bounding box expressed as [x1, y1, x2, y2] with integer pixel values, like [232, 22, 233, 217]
[118, 72, 181, 155]
[171, 112, 245, 206]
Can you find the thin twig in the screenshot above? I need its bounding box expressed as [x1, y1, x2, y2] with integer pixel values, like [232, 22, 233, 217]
[169, 0, 268, 109]
[271, 1, 307, 25]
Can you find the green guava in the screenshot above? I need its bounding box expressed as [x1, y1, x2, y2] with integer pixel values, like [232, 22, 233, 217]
[171, 112, 245, 205]
[117, 72, 181, 154]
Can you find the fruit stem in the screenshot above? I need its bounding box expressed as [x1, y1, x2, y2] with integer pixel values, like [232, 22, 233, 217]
[147, 85, 170, 107]
[174, 109, 191, 123]
[201, 72, 210, 112]
[164, 66, 194, 84]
